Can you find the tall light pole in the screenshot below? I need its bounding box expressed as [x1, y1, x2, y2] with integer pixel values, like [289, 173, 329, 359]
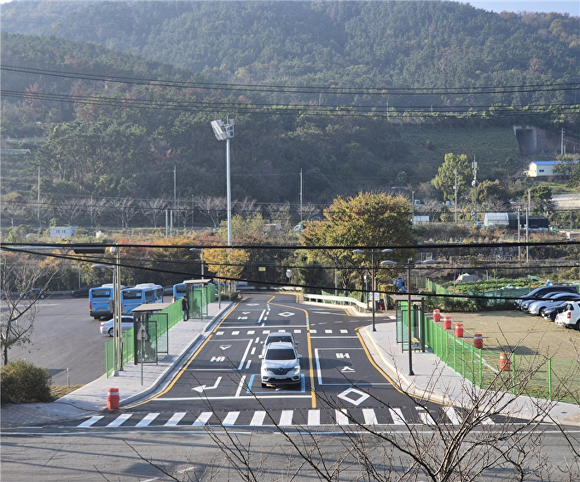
[353, 248, 392, 332]
[210, 119, 235, 247]
[381, 257, 438, 376]
[92, 258, 122, 375]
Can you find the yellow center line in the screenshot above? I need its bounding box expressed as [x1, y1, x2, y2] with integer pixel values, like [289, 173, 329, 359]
[268, 296, 316, 409]
[124, 301, 239, 409]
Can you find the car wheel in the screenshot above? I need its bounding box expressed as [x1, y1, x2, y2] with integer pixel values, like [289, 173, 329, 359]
[576, 320, 580, 331]
[261, 383, 267, 388]
[108, 328, 114, 337]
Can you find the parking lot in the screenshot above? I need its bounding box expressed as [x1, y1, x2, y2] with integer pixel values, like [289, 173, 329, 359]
[434, 310, 580, 363]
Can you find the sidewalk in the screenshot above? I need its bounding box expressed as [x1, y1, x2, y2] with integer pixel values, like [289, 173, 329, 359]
[2, 301, 579, 429]
[357, 317, 580, 427]
[1, 301, 234, 428]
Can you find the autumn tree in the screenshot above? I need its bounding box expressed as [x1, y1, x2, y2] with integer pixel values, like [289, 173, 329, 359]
[203, 247, 250, 294]
[431, 153, 471, 202]
[301, 192, 414, 291]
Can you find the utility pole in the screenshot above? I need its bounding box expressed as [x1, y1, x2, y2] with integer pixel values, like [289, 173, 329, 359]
[454, 168, 458, 224]
[300, 168, 303, 222]
[471, 158, 478, 224]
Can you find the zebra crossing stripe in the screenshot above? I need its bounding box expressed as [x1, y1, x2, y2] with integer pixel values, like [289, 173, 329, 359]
[250, 411, 266, 426]
[389, 408, 405, 425]
[279, 410, 293, 426]
[480, 415, 495, 425]
[165, 412, 186, 426]
[135, 413, 160, 427]
[335, 409, 350, 425]
[223, 411, 240, 425]
[308, 409, 320, 426]
[417, 409, 436, 426]
[363, 408, 378, 425]
[443, 406, 461, 425]
[107, 413, 133, 427]
[77, 416, 104, 428]
[193, 411, 212, 426]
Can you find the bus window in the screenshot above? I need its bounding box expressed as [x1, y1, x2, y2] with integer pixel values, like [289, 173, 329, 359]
[173, 283, 186, 302]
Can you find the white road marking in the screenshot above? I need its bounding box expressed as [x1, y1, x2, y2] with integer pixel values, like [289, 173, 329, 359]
[192, 412, 212, 426]
[223, 411, 240, 425]
[135, 413, 160, 427]
[77, 416, 103, 428]
[164, 412, 186, 426]
[250, 411, 266, 426]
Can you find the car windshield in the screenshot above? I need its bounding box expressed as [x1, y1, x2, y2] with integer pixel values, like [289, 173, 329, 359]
[266, 348, 296, 360]
[267, 335, 292, 344]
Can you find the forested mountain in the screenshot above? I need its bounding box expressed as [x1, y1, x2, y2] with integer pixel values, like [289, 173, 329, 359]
[0, 1, 578, 217]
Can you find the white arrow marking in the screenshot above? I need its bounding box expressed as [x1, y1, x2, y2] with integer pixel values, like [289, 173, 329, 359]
[341, 366, 355, 372]
[219, 345, 231, 350]
[193, 376, 222, 393]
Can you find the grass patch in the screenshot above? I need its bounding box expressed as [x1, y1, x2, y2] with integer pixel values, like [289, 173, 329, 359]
[51, 385, 84, 400]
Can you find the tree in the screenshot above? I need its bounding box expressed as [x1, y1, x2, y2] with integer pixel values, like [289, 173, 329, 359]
[139, 198, 169, 229]
[203, 247, 250, 293]
[529, 185, 555, 215]
[432, 153, 471, 202]
[301, 192, 414, 291]
[196, 196, 227, 228]
[0, 257, 50, 365]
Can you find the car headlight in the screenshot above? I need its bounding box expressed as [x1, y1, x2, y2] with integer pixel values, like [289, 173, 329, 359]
[293, 365, 300, 374]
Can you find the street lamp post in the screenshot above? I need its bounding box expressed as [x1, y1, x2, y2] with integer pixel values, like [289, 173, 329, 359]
[210, 119, 235, 247]
[353, 248, 392, 332]
[381, 257, 438, 376]
[92, 257, 123, 375]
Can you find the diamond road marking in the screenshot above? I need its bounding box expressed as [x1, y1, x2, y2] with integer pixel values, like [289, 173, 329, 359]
[279, 312, 295, 317]
[338, 387, 370, 406]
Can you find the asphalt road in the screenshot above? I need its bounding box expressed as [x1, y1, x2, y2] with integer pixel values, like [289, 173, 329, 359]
[2, 430, 578, 482]
[6, 297, 108, 386]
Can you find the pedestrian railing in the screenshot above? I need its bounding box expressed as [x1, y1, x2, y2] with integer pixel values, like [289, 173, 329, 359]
[425, 316, 580, 404]
[105, 284, 215, 377]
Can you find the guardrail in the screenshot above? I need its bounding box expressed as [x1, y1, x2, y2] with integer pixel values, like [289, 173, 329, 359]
[303, 293, 368, 312]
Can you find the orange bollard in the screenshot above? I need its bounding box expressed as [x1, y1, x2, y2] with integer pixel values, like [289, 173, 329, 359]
[473, 333, 483, 349]
[499, 353, 511, 372]
[433, 309, 441, 322]
[454, 323, 464, 338]
[107, 387, 120, 410]
[443, 315, 452, 330]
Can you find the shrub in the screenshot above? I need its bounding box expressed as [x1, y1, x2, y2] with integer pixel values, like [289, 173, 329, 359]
[1, 360, 53, 404]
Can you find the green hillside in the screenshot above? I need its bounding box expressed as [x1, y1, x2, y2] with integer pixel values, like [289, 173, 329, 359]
[0, 2, 578, 209]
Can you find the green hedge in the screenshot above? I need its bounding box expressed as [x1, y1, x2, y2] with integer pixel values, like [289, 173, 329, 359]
[1, 360, 53, 404]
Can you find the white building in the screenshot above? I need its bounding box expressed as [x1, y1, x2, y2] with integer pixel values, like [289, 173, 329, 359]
[527, 160, 577, 178]
[50, 226, 78, 238]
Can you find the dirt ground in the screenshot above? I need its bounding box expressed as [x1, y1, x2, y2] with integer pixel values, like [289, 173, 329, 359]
[434, 310, 580, 362]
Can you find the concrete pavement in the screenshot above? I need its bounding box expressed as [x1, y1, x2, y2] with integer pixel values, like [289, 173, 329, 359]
[1, 298, 579, 429]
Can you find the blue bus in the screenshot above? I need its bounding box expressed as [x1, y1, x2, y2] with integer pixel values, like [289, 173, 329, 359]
[172, 283, 186, 303]
[120, 285, 157, 314]
[89, 284, 125, 320]
[134, 283, 164, 303]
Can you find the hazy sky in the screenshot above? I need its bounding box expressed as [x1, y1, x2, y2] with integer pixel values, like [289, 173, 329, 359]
[458, 1, 579, 16]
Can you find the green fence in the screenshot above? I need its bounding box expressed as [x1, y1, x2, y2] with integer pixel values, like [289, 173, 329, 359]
[105, 284, 215, 377]
[424, 316, 580, 403]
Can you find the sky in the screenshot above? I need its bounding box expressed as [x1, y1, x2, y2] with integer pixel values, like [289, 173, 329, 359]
[457, 1, 579, 16]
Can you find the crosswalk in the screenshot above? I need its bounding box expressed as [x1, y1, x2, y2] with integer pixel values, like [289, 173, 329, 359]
[73, 406, 497, 430]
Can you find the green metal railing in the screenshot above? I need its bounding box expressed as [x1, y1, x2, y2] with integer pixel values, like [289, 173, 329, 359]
[425, 316, 580, 403]
[105, 284, 215, 377]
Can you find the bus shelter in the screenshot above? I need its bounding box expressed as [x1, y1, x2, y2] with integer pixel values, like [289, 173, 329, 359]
[392, 294, 426, 352]
[132, 302, 172, 365]
[184, 279, 213, 319]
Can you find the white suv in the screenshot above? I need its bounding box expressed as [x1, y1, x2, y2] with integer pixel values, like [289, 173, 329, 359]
[554, 301, 580, 330]
[259, 342, 302, 388]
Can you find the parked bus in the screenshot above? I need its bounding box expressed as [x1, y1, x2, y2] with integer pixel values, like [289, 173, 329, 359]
[89, 283, 125, 320]
[172, 279, 209, 302]
[172, 283, 186, 303]
[134, 283, 164, 303]
[120, 286, 157, 314]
